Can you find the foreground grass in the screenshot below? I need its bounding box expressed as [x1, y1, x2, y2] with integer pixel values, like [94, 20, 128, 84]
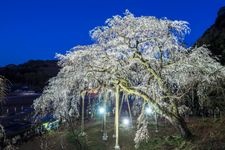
[66, 120, 136, 150]
[19, 117, 225, 150]
[66, 117, 225, 150]
[67, 120, 179, 150]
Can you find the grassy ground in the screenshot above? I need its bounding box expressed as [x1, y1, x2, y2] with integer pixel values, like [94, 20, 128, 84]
[19, 117, 225, 150]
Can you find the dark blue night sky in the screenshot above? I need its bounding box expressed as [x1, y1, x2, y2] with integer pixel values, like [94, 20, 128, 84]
[0, 0, 224, 66]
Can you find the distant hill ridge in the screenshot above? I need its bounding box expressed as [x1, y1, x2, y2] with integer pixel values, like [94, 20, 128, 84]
[0, 60, 59, 92]
[196, 6, 225, 65]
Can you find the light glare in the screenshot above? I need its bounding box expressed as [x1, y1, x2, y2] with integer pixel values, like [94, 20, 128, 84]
[122, 118, 130, 126]
[145, 107, 152, 114]
[99, 107, 105, 114]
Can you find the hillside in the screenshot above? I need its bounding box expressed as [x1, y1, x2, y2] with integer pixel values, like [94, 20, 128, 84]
[0, 60, 59, 92]
[196, 6, 225, 64]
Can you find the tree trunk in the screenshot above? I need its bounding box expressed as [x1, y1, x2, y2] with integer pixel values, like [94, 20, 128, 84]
[170, 115, 192, 139]
[118, 82, 193, 139]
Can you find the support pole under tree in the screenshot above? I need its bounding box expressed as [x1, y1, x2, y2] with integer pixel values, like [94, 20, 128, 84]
[114, 85, 120, 150]
[126, 95, 133, 127]
[102, 91, 108, 141]
[119, 94, 125, 117]
[152, 90, 158, 133]
[81, 93, 86, 136]
[155, 112, 158, 132]
[102, 110, 107, 140]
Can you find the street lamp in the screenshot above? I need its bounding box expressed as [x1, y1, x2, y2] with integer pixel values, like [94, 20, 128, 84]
[99, 106, 108, 141]
[99, 107, 106, 114]
[122, 118, 130, 127]
[145, 105, 158, 132]
[145, 106, 153, 115]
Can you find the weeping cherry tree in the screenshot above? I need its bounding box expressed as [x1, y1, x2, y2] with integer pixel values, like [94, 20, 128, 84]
[34, 11, 225, 148]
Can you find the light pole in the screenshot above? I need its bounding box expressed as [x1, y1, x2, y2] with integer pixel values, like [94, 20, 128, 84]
[114, 85, 120, 150]
[99, 106, 105, 132]
[154, 112, 158, 133]
[99, 106, 108, 141]
[126, 95, 133, 128]
[81, 93, 86, 136]
[145, 105, 158, 132]
[102, 113, 108, 141]
[103, 92, 109, 141]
